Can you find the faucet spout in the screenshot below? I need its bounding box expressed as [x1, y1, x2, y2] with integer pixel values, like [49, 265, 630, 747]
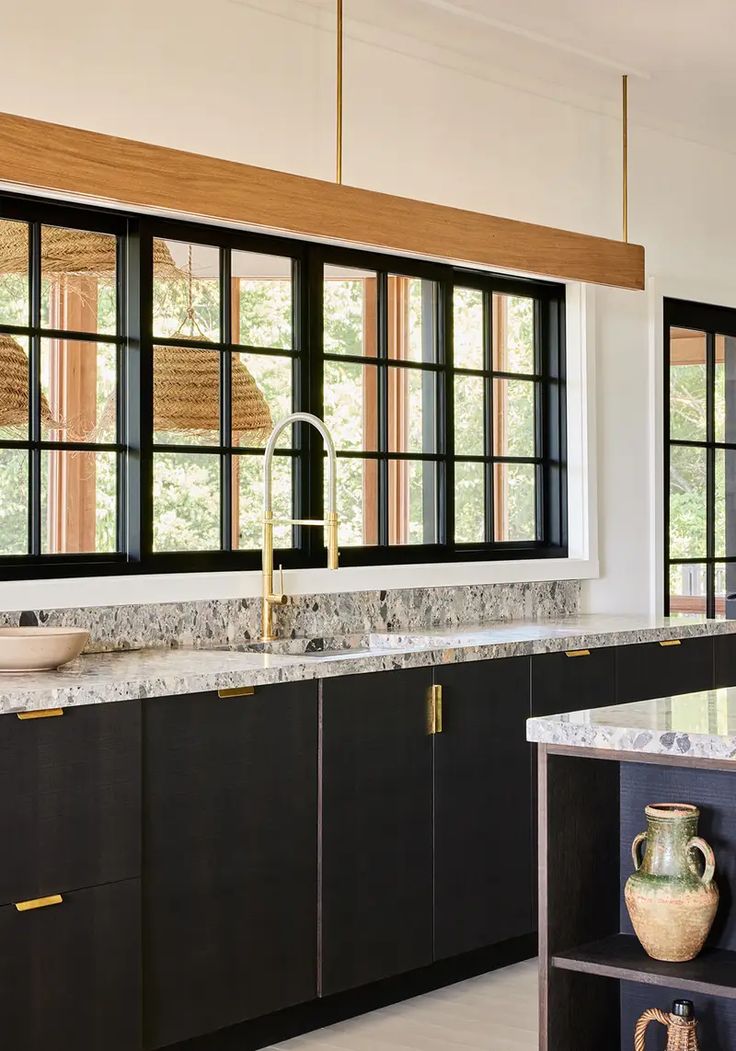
[261, 413, 340, 640]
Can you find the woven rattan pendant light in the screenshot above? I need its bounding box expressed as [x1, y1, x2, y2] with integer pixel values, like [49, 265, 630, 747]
[153, 246, 272, 442]
[0, 334, 56, 433]
[0, 222, 177, 276]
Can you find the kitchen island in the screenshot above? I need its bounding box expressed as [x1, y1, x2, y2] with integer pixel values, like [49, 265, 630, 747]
[528, 689, 736, 1050]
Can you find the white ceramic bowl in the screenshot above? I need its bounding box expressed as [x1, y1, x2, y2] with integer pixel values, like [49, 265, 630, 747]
[0, 627, 90, 672]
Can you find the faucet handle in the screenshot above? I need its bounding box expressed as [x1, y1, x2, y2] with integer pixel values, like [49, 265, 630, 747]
[276, 564, 288, 605]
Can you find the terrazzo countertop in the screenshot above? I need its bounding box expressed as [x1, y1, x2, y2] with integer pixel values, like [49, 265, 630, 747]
[2, 613, 736, 715]
[527, 687, 736, 762]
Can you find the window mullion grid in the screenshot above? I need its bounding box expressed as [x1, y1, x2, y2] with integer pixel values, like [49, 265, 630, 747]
[483, 290, 494, 544]
[28, 221, 42, 556]
[534, 297, 546, 544]
[306, 248, 324, 563]
[220, 248, 233, 552]
[706, 330, 716, 617]
[115, 231, 127, 555]
[443, 277, 455, 548]
[377, 272, 389, 546]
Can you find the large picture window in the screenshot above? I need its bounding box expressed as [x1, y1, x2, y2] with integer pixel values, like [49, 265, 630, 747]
[0, 193, 566, 578]
[665, 297, 736, 617]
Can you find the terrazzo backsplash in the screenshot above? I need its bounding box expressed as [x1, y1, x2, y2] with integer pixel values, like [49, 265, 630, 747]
[6, 580, 580, 653]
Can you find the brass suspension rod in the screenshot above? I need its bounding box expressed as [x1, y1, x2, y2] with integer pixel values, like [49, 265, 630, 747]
[622, 73, 628, 243]
[336, 0, 344, 184]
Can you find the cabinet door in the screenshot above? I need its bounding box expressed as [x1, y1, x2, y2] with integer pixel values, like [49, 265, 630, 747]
[434, 658, 533, 960]
[0, 701, 141, 905]
[321, 667, 434, 995]
[715, 633, 736, 687]
[531, 647, 616, 718]
[143, 683, 318, 1049]
[616, 637, 714, 703]
[0, 880, 141, 1051]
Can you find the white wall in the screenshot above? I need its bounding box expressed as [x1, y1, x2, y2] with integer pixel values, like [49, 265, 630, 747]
[2, 0, 735, 611]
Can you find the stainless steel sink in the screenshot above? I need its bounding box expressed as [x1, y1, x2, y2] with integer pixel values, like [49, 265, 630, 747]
[214, 633, 410, 658]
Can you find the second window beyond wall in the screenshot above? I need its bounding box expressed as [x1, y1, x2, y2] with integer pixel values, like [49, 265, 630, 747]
[0, 196, 567, 577]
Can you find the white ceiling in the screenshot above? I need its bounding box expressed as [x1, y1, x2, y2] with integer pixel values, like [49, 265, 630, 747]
[290, 0, 736, 152]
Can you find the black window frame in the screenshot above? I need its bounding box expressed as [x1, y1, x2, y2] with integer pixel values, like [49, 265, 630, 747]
[664, 296, 736, 618]
[0, 190, 567, 579]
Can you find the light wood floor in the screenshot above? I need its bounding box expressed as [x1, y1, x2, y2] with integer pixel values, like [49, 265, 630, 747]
[268, 958, 539, 1051]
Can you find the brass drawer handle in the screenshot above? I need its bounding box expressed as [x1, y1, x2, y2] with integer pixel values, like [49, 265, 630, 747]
[659, 639, 682, 647]
[427, 684, 443, 735]
[16, 708, 64, 720]
[218, 686, 255, 698]
[15, 894, 63, 912]
[565, 649, 590, 658]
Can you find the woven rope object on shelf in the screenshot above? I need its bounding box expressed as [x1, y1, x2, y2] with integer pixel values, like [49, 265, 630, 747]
[0, 222, 178, 277]
[0, 334, 57, 433]
[153, 346, 273, 441]
[634, 1008, 700, 1051]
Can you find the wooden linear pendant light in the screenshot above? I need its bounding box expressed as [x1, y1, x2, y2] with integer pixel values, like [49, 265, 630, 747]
[0, 97, 643, 290]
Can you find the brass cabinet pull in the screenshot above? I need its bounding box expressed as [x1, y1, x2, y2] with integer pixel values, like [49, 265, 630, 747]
[15, 894, 63, 912]
[565, 649, 590, 658]
[659, 639, 682, 647]
[427, 684, 443, 735]
[16, 708, 64, 720]
[217, 686, 255, 698]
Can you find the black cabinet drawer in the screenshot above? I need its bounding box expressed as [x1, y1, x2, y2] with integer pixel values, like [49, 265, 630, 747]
[531, 646, 616, 716]
[715, 633, 736, 687]
[0, 879, 141, 1051]
[615, 637, 714, 703]
[0, 701, 141, 905]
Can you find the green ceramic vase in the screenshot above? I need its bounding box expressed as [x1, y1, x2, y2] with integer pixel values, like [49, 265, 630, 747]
[625, 803, 718, 963]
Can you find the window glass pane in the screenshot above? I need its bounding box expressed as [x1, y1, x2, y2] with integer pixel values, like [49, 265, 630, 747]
[153, 452, 220, 551]
[41, 450, 117, 553]
[0, 219, 29, 326]
[454, 374, 485, 455]
[453, 287, 484, 370]
[669, 445, 707, 558]
[389, 367, 436, 454]
[153, 240, 220, 341]
[0, 449, 28, 554]
[493, 378, 536, 458]
[715, 448, 736, 558]
[235, 454, 293, 549]
[234, 353, 288, 449]
[455, 461, 485, 543]
[41, 226, 117, 336]
[232, 251, 292, 350]
[324, 265, 376, 357]
[388, 276, 437, 363]
[669, 328, 706, 442]
[324, 360, 378, 452]
[493, 294, 535, 374]
[669, 563, 707, 616]
[715, 564, 728, 619]
[41, 339, 117, 443]
[0, 334, 29, 440]
[332, 457, 378, 546]
[715, 334, 736, 444]
[388, 460, 437, 544]
[494, 462, 537, 541]
[154, 346, 219, 446]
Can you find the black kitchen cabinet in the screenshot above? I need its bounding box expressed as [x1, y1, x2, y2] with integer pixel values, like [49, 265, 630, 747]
[615, 637, 714, 703]
[715, 633, 736, 687]
[434, 658, 533, 960]
[0, 701, 141, 906]
[143, 683, 318, 1049]
[0, 879, 141, 1051]
[321, 667, 434, 995]
[531, 646, 616, 717]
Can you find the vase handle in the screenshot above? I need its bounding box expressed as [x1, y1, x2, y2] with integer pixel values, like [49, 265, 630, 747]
[687, 836, 716, 883]
[631, 831, 647, 871]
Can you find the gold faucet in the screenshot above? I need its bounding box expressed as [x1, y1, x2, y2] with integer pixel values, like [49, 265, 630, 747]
[261, 413, 339, 641]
